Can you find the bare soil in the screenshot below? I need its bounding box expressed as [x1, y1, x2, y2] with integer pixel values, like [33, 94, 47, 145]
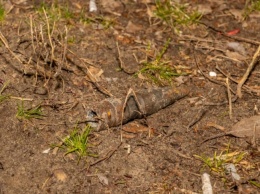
[0, 0, 259, 193]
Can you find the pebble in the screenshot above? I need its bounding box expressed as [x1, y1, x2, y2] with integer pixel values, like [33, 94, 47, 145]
[53, 169, 68, 182]
[34, 87, 48, 95]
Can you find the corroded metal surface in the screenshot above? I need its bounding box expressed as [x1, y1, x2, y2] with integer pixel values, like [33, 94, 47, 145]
[86, 86, 189, 131]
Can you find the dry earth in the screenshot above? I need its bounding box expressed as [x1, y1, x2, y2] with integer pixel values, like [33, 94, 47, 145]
[0, 0, 259, 193]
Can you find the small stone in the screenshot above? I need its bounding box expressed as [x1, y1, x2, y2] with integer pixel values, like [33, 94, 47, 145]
[42, 148, 51, 154]
[34, 87, 47, 95]
[53, 169, 68, 182]
[0, 162, 3, 170]
[209, 71, 217, 77]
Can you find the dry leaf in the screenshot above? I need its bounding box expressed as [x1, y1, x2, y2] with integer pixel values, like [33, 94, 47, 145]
[225, 50, 247, 61]
[209, 0, 225, 5]
[137, 73, 146, 80]
[121, 133, 136, 139]
[197, 4, 212, 15]
[100, 0, 122, 13]
[226, 42, 246, 56]
[123, 122, 149, 133]
[229, 9, 244, 21]
[115, 34, 134, 44]
[229, 115, 260, 138]
[125, 21, 143, 34]
[53, 169, 68, 182]
[97, 173, 109, 185]
[175, 76, 185, 85]
[247, 12, 260, 19]
[140, 0, 154, 3]
[72, 2, 82, 9]
[146, 4, 156, 19]
[87, 66, 104, 82]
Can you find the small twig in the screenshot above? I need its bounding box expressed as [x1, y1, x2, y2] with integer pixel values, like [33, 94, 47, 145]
[192, 46, 239, 106]
[254, 104, 259, 115]
[80, 142, 122, 173]
[204, 96, 237, 106]
[215, 65, 260, 95]
[192, 45, 233, 91]
[9, 0, 33, 9]
[200, 132, 230, 144]
[66, 101, 79, 112]
[213, 54, 245, 64]
[206, 122, 226, 131]
[171, 149, 193, 160]
[0, 31, 24, 64]
[199, 21, 260, 45]
[216, 65, 239, 84]
[180, 35, 219, 44]
[237, 45, 260, 98]
[187, 106, 208, 130]
[54, 26, 67, 78]
[10, 96, 33, 101]
[29, 15, 36, 53]
[0, 81, 9, 94]
[38, 122, 65, 126]
[41, 177, 50, 189]
[63, 47, 113, 97]
[40, 24, 44, 44]
[251, 123, 257, 148]
[173, 187, 198, 194]
[43, 8, 55, 63]
[91, 142, 122, 166]
[226, 78, 233, 119]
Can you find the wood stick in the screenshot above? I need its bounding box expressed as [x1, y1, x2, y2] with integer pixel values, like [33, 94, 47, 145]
[237, 45, 260, 98]
[226, 78, 232, 119]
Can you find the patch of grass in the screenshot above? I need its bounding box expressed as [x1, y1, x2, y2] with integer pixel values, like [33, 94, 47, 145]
[80, 13, 114, 29]
[248, 180, 260, 188]
[0, 81, 10, 104]
[99, 16, 114, 29]
[0, 94, 9, 104]
[16, 102, 43, 120]
[136, 38, 188, 85]
[0, 3, 5, 22]
[55, 125, 98, 163]
[154, 0, 202, 33]
[36, 2, 74, 22]
[194, 145, 247, 176]
[243, 0, 260, 19]
[67, 36, 76, 44]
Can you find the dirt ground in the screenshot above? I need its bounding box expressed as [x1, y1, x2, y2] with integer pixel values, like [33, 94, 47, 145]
[0, 0, 259, 193]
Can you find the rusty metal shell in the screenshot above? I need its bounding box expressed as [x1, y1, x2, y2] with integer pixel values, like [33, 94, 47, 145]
[86, 86, 189, 131]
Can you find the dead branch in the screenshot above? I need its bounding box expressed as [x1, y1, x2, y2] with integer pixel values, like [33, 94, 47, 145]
[215, 65, 259, 96]
[237, 45, 260, 98]
[0, 31, 24, 64]
[43, 8, 55, 63]
[187, 106, 208, 130]
[192, 46, 238, 106]
[80, 142, 122, 173]
[90, 142, 122, 167]
[64, 51, 113, 97]
[192, 46, 235, 93]
[226, 78, 232, 119]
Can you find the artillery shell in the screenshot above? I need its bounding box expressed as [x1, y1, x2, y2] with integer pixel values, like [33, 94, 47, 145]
[86, 86, 189, 131]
